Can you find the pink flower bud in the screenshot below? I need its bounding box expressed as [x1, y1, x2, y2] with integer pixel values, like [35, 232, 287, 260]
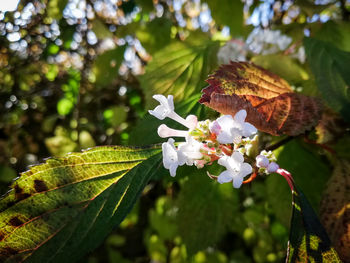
[209, 120, 221, 135]
[157, 124, 188, 138]
[267, 162, 279, 173]
[256, 155, 269, 168]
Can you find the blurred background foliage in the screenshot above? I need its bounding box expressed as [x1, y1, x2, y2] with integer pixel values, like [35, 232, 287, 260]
[0, 0, 350, 262]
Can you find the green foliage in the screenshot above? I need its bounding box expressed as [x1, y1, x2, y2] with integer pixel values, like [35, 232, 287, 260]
[251, 54, 309, 84]
[2, 0, 350, 262]
[135, 18, 172, 54]
[0, 146, 161, 263]
[140, 40, 220, 107]
[204, 0, 244, 36]
[287, 185, 341, 262]
[304, 37, 350, 121]
[93, 45, 127, 87]
[176, 169, 239, 255]
[273, 140, 330, 213]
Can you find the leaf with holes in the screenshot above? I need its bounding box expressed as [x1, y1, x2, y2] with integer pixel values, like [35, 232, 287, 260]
[320, 159, 350, 262]
[200, 62, 322, 136]
[0, 145, 162, 263]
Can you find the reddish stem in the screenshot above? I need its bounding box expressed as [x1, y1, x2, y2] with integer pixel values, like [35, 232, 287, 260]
[242, 171, 258, 184]
[303, 136, 336, 154]
[276, 168, 294, 191]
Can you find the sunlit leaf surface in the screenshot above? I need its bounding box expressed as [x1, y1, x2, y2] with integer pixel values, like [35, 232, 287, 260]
[140, 40, 220, 107]
[200, 62, 322, 136]
[0, 146, 161, 263]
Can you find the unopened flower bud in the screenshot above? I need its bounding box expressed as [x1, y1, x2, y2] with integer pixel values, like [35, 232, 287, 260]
[158, 124, 188, 138]
[256, 155, 269, 168]
[267, 162, 279, 173]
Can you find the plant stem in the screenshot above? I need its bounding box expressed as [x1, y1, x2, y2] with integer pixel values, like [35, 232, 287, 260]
[265, 136, 294, 152]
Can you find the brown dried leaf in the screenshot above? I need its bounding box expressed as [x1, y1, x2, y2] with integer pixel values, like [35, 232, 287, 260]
[200, 62, 322, 136]
[320, 160, 350, 262]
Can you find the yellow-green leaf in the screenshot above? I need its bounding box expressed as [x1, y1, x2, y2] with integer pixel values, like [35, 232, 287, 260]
[0, 145, 162, 263]
[140, 40, 220, 108]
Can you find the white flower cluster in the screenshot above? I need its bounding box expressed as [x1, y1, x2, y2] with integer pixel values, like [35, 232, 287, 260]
[149, 94, 262, 188]
[217, 39, 247, 64]
[246, 28, 292, 55]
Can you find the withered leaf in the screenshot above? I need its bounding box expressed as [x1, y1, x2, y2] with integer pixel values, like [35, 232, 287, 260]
[320, 160, 350, 262]
[200, 62, 322, 136]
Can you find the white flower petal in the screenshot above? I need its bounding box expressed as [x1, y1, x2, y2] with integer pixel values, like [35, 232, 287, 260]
[169, 163, 178, 177]
[153, 94, 174, 110]
[148, 105, 168, 120]
[218, 155, 230, 169]
[232, 176, 243, 188]
[178, 136, 203, 166]
[217, 115, 234, 127]
[217, 170, 233, 184]
[231, 151, 244, 164]
[185, 115, 198, 130]
[242, 122, 257, 137]
[240, 163, 253, 177]
[162, 139, 177, 169]
[166, 95, 174, 110]
[231, 128, 242, 144]
[234, 109, 247, 123]
[149, 94, 174, 120]
[217, 132, 234, 144]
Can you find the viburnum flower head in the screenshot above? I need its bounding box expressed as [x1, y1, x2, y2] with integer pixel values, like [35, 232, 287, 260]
[217, 152, 253, 188]
[149, 93, 284, 189]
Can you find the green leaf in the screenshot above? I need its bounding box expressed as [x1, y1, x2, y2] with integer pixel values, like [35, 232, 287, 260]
[275, 140, 330, 211]
[287, 184, 341, 262]
[0, 145, 162, 263]
[92, 45, 126, 87]
[176, 168, 239, 255]
[140, 40, 220, 107]
[313, 21, 350, 52]
[267, 139, 330, 227]
[251, 54, 309, 84]
[204, 0, 244, 36]
[304, 37, 350, 121]
[135, 18, 172, 54]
